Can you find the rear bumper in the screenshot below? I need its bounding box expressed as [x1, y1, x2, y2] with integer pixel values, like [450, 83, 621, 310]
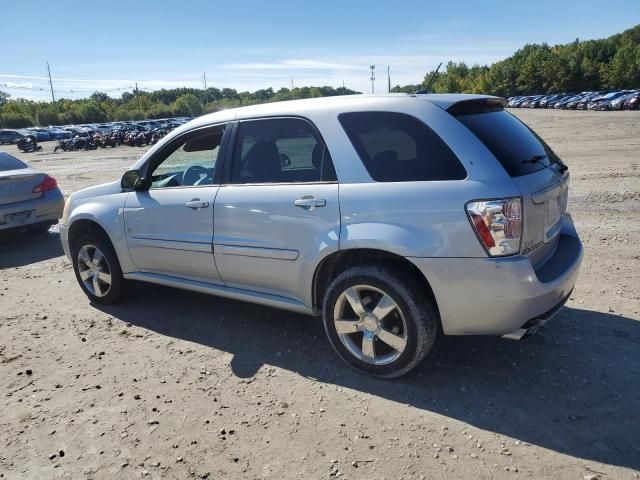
[408, 214, 583, 336]
[0, 189, 64, 231]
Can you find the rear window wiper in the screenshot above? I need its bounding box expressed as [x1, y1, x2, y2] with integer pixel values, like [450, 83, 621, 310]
[522, 154, 547, 165]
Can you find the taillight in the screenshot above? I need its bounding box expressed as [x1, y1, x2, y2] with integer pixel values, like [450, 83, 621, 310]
[33, 175, 58, 193]
[466, 197, 522, 257]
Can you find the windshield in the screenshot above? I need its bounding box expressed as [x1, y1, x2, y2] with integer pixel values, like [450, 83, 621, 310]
[0, 152, 28, 172]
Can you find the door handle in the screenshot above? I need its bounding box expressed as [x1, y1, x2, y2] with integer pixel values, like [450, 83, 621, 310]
[294, 196, 326, 210]
[185, 199, 209, 210]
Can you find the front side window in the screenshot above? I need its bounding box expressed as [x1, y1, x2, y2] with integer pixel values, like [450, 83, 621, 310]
[150, 125, 225, 189]
[230, 118, 335, 184]
[338, 112, 467, 182]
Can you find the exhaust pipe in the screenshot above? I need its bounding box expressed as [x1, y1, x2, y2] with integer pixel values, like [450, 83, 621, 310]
[502, 318, 545, 340]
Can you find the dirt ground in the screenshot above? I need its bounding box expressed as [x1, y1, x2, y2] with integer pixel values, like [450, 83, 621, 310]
[1, 109, 639, 480]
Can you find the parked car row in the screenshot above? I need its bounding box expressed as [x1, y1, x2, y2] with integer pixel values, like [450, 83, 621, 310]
[0, 117, 192, 144]
[507, 90, 640, 110]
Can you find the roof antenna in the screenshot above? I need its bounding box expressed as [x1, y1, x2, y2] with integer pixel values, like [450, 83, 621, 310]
[415, 62, 442, 94]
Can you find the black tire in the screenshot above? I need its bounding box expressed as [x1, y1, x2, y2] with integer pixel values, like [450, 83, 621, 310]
[71, 232, 127, 305]
[322, 265, 438, 378]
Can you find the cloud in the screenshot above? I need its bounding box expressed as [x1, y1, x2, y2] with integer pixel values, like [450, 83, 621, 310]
[3, 81, 34, 88]
[221, 59, 362, 71]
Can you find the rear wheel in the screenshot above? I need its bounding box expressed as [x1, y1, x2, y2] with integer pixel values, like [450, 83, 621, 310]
[71, 233, 126, 304]
[322, 265, 438, 378]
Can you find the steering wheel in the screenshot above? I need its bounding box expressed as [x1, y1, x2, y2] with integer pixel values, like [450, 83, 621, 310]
[182, 165, 208, 186]
[280, 153, 291, 167]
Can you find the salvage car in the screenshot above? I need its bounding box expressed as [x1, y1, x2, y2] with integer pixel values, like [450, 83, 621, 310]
[0, 130, 24, 144]
[59, 94, 583, 377]
[0, 152, 64, 232]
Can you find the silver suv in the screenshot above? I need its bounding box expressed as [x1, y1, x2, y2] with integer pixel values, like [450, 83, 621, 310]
[60, 94, 582, 377]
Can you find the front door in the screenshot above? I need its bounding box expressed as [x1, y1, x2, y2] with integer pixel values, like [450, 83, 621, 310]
[124, 124, 227, 283]
[213, 117, 340, 304]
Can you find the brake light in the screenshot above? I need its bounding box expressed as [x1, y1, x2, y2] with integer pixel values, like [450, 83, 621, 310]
[33, 175, 58, 193]
[466, 198, 522, 256]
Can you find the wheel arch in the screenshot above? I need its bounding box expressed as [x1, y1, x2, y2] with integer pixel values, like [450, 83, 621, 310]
[312, 248, 439, 316]
[68, 218, 112, 250]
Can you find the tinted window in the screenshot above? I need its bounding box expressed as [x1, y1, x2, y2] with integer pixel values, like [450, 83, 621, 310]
[0, 152, 27, 171]
[231, 118, 336, 184]
[338, 112, 466, 182]
[150, 125, 225, 189]
[456, 110, 561, 177]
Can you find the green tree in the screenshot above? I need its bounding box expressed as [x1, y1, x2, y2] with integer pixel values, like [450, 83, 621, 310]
[0, 91, 10, 128]
[172, 94, 204, 116]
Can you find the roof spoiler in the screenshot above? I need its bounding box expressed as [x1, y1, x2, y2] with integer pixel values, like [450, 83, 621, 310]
[446, 97, 507, 116]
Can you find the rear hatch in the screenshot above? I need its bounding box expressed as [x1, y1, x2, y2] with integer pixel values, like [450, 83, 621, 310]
[0, 153, 45, 206]
[449, 99, 569, 267]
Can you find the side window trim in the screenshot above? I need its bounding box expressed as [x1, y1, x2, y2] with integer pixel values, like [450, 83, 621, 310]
[141, 122, 231, 189]
[223, 115, 337, 186]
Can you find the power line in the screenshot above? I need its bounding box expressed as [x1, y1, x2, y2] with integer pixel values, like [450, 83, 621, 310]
[1, 83, 134, 94]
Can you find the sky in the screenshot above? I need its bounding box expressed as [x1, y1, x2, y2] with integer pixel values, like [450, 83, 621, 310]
[2, 0, 639, 101]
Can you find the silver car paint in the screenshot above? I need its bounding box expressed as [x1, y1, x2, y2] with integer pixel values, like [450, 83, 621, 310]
[0, 165, 64, 231]
[124, 187, 221, 283]
[213, 183, 340, 304]
[410, 215, 582, 335]
[60, 94, 583, 336]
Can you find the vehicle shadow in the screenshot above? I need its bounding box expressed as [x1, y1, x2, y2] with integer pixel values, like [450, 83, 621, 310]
[97, 283, 640, 470]
[0, 228, 63, 269]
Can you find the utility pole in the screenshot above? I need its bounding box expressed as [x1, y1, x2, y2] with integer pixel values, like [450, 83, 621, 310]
[135, 82, 141, 117]
[291, 78, 294, 89]
[46, 62, 56, 104]
[387, 65, 391, 93]
[370, 65, 375, 94]
[202, 72, 208, 104]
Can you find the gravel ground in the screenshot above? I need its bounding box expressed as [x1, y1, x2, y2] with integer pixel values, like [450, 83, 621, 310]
[1, 109, 639, 480]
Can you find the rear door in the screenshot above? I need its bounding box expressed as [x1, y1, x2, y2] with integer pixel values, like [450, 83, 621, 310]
[455, 108, 569, 266]
[213, 117, 340, 303]
[124, 124, 228, 283]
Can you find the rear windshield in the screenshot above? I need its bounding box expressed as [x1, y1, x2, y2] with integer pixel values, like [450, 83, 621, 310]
[456, 110, 561, 177]
[338, 112, 466, 182]
[0, 153, 27, 172]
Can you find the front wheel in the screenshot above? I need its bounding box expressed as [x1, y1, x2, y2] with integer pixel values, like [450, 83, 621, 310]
[322, 265, 438, 378]
[71, 233, 127, 304]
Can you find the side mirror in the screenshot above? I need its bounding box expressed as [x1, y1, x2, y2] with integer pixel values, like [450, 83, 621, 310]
[121, 169, 145, 190]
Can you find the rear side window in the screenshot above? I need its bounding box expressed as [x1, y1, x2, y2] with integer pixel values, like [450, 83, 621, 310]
[231, 118, 336, 184]
[338, 112, 466, 182]
[455, 110, 561, 177]
[0, 152, 27, 171]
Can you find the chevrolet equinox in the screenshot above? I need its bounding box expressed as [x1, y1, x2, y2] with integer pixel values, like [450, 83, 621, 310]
[60, 94, 583, 377]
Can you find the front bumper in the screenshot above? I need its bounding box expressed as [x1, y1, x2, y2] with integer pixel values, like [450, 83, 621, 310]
[408, 214, 583, 336]
[59, 222, 71, 260]
[0, 189, 64, 231]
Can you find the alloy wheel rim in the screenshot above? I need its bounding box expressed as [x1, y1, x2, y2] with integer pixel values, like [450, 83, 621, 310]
[77, 244, 112, 298]
[333, 284, 408, 366]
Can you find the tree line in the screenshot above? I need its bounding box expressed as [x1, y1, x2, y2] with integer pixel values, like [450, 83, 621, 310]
[392, 24, 640, 97]
[0, 86, 358, 128]
[1, 24, 638, 128]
